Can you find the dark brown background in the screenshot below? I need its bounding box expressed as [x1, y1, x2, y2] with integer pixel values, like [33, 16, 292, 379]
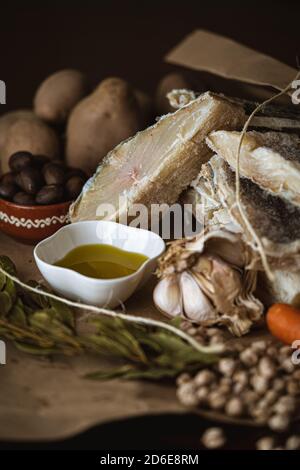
[1, 0, 299, 114]
[0, 0, 299, 450]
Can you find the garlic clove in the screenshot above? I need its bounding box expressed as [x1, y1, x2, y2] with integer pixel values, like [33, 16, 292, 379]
[153, 274, 182, 318]
[193, 255, 241, 311]
[193, 270, 216, 297]
[179, 271, 216, 322]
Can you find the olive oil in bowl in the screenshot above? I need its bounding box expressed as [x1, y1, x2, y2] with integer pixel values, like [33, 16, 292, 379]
[54, 244, 148, 280]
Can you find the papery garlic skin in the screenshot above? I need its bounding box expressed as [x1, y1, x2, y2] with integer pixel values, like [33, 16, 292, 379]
[167, 89, 197, 109]
[154, 228, 264, 336]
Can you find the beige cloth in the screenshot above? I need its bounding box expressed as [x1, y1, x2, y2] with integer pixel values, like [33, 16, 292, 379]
[166, 30, 297, 92]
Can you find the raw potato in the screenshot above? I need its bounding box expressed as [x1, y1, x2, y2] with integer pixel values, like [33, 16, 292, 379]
[34, 69, 88, 124]
[0, 110, 36, 157]
[66, 77, 143, 174]
[155, 72, 193, 115]
[1, 117, 60, 173]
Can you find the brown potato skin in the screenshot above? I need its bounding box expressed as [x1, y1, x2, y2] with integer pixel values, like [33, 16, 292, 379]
[34, 69, 88, 124]
[66, 77, 143, 174]
[1, 117, 60, 173]
[0, 110, 36, 159]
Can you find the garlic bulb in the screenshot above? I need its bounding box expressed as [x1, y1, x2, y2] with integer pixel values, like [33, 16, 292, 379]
[154, 228, 263, 336]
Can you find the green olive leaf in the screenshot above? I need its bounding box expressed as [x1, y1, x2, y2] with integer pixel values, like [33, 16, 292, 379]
[0, 290, 13, 315]
[0, 254, 222, 381]
[9, 298, 27, 327]
[49, 299, 75, 329]
[24, 280, 51, 309]
[84, 334, 137, 360]
[85, 365, 136, 380]
[5, 277, 17, 304]
[30, 310, 73, 338]
[14, 342, 59, 356]
[0, 272, 6, 291]
[0, 256, 17, 276]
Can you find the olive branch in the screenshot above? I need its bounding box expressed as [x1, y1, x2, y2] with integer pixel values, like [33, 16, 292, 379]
[0, 255, 220, 380]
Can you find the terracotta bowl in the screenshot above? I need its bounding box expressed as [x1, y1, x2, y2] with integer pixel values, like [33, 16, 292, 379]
[0, 198, 72, 244]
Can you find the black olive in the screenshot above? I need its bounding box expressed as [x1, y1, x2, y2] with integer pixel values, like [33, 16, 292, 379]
[35, 184, 64, 205]
[43, 162, 66, 185]
[65, 176, 85, 200]
[0, 181, 18, 200]
[66, 167, 87, 180]
[0, 172, 16, 186]
[33, 154, 50, 168]
[9, 151, 34, 172]
[15, 167, 43, 195]
[13, 192, 36, 206]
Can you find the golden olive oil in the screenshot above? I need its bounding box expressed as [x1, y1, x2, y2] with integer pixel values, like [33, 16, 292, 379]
[54, 244, 148, 279]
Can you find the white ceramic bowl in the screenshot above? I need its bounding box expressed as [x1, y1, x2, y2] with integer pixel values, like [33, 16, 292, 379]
[34, 220, 165, 308]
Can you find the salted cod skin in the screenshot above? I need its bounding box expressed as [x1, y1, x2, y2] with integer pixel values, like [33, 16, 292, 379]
[202, 155, 300, 261]
[206, 130, 300, 207]
[69, 92, 245, 222]
[197, 155, 300, 305]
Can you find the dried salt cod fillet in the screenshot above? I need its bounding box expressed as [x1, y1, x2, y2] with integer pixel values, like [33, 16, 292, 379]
[231, 98, 300, 133]
[168, 92, 300, 133]
[257, 269, 300, 307]
[189, 165, 240, 233]
[207, 131, 300, 207]
[69, 92, 245, 223]
[194, 156, 300, 308]
[200, 155, 300, 270]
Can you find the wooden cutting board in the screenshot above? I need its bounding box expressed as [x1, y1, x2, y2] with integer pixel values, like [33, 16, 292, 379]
[1, 232, 294, 441]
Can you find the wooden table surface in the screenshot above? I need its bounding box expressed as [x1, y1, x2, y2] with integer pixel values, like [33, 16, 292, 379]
[0, 0, 299, 450]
